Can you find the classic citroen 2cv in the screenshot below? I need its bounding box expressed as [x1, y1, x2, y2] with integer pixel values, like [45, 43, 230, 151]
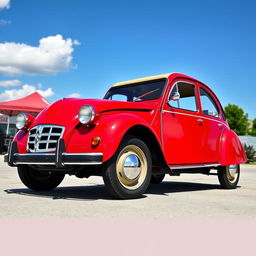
[5, 73, 247, 199]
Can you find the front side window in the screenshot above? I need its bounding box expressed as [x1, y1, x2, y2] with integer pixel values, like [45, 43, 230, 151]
[104, 79, 166, 102]
[200, 87, 219, 118]
[168, 82, 197, 112]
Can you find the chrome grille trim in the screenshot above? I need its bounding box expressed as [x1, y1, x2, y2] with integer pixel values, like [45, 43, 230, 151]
[27, 125, 65, 153]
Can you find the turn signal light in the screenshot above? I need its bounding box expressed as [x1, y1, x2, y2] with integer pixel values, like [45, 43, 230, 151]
[92, 136, 101, 146]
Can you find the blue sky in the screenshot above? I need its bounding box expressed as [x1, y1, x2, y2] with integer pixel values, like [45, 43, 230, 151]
[0, 0, 255, 119]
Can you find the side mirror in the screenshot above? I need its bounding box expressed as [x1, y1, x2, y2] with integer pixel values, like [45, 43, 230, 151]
[170, 92, 180, 101]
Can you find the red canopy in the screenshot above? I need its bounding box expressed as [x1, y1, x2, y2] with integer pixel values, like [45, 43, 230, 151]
[0, 92, 51, 116]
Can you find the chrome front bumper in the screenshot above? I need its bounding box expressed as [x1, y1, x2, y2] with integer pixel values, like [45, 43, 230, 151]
[4, 140, 103, 167]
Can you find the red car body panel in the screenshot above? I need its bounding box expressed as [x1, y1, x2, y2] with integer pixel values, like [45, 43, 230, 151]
[67, 113, 161, 162]
[12, 73, 247, 167]
[220, 129, 247, 165]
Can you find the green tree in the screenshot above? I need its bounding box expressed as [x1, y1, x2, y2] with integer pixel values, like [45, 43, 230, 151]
[249, 118, 256, 136]
[224, 104, 249, 135]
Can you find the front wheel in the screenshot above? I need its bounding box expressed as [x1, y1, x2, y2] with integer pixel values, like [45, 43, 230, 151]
[150, 173, 165, 184]
[17, 165, 65, 191]
[217, 164, 240, 189]
[103, 136, 152, 199]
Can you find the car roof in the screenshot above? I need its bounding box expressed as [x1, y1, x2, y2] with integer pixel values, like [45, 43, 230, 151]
[112, 73, 202, 87]
[110, 72, 225, 120]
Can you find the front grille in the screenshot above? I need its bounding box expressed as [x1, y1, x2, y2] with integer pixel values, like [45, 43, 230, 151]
[27, 125, 65, 152]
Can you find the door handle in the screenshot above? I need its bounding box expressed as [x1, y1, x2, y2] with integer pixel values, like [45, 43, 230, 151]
[197, 118, 203, 125]
[218, 123, 223, 128]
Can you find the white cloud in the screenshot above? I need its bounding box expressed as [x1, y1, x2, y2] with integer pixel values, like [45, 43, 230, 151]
[73, 40, 81, 46]
[68, 93, 80, 98]
[0, 19, 11, 25]
[0, 34, 80, 75]
[0, 84, 54, 101]
[0, 0, 10, 9]
[0, 79, 21, 87]
[37, 88, 54, 98]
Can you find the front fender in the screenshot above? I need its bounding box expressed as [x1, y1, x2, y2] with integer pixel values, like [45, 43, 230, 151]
[12, 130, 28, 153]
[66, 113, 159, 162]
[219, 129, 247, 165]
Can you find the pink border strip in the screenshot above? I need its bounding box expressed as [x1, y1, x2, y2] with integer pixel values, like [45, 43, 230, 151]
[0, 220, 255, 256]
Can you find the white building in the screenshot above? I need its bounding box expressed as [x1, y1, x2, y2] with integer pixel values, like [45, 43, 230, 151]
[0, 113, 17, 137]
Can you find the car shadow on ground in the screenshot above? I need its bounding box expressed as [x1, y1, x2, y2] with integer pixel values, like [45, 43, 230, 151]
[4, 181, 224, 201]
[147, 181, 222, 196]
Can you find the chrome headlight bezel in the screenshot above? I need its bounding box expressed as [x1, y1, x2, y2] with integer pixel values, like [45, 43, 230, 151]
[78, 105, 95, 124]
[16, 113, 28, 130]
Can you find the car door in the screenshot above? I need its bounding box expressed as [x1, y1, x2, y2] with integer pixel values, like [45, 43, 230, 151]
[198, 86, 225, 163]
[162, 80, 204, 165]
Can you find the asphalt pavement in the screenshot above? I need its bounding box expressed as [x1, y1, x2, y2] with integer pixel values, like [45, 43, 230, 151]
[1, 155, 255, 219]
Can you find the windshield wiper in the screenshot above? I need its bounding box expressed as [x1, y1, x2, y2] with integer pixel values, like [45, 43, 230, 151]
[133, 89, 159, 102]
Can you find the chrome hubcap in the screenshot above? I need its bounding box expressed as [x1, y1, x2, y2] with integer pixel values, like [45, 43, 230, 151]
[116, 145, 147, 190]
[123, 154, 141, 180]
[227, 165, 238, 183]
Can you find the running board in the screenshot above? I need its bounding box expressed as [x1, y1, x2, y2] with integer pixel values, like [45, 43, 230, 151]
[169, 164, 220, 170]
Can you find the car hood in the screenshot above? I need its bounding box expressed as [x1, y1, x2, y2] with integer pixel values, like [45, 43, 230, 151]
[32, 98, 158, 127]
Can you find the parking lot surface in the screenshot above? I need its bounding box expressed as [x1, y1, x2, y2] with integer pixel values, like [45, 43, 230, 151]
[1, 155, 255, 219]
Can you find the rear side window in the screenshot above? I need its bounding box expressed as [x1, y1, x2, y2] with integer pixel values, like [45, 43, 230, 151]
[169, 82, 197, 112]
[200, 87, 219, 118]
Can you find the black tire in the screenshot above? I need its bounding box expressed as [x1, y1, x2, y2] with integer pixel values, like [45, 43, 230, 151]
[150, 173, 165, 184]
[17, 165, 65, 191]
[217, 164, 240, 189]
[103, 136, 152, 199]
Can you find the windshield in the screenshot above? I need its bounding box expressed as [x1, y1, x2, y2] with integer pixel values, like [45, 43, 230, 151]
[104, 79, 167, 102]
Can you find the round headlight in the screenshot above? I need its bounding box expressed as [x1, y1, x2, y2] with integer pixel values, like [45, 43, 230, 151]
[16, 113, 28, 130]
[78, 105, 95, 124]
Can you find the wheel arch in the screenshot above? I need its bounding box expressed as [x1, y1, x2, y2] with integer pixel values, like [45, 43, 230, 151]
[123, 125, 169, 172]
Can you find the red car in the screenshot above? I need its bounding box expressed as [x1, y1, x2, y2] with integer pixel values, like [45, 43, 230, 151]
[5, 73, 247, 199]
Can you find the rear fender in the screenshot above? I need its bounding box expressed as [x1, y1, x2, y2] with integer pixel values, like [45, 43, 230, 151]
[219, 129, 247, 165]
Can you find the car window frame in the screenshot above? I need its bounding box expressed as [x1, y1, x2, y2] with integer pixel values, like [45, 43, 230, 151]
[198, 86, 221, 120]
[167, 80, 199, 113]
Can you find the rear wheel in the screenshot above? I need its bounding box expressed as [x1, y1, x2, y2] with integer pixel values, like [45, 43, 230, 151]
[103, 136, 152, 199]
[217, 164, 240, 189]
[17, 165, 65, 191]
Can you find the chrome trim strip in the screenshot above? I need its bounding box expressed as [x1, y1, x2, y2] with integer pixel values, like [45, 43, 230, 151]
[14, 162, 55, 165]
[14, 153, 55, 156]
[14, 153, 103, 157]
[170, 164, 220, 170]
[56, 139, 60, 166]
[30, 140, 58, 143]
[205, 164, 221, 167]
[29, 133, 61, 137]
[62, 153, 103, 156]
[162, 110, 228, 128]
[14, 162, 103, 165]
[64, 162, 102, 165]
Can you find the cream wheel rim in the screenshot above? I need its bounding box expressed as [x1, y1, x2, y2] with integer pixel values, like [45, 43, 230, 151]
[116, 145, 147, 190]
[226, 165, 239, 184]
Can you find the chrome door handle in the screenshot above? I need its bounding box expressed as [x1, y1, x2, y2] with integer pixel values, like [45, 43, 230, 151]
[197, 118, 203, 125]
[218, 123, 223, 128]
